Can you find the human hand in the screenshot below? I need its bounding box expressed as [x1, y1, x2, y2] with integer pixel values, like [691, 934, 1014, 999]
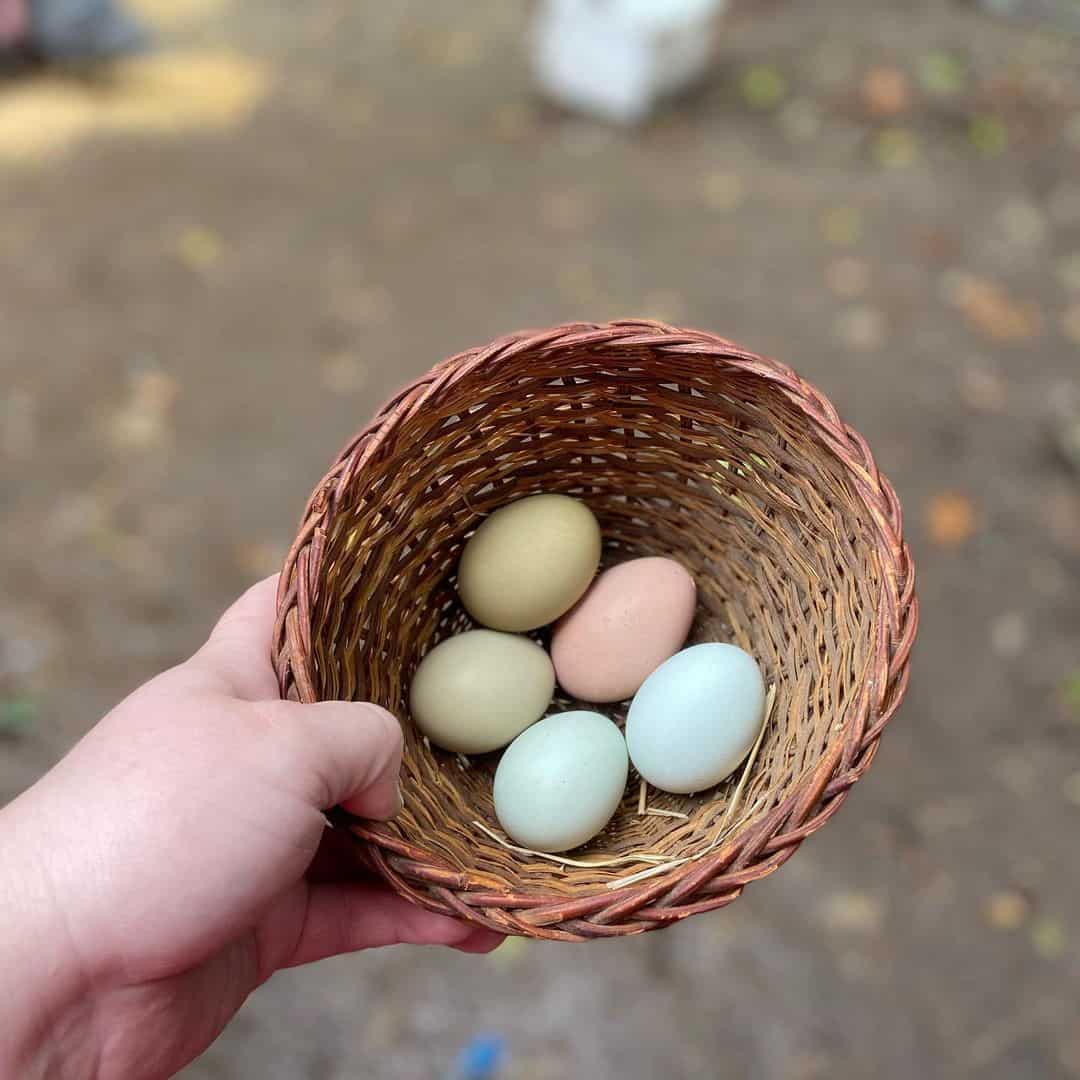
[0, 576, 501, 1080]
[0, 0, 26, 45]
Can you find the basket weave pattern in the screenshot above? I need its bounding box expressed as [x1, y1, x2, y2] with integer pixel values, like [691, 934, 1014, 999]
[274, 321, 917, 941]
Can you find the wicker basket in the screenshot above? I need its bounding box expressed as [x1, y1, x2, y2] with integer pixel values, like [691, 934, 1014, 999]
[273, 321, 917, 941]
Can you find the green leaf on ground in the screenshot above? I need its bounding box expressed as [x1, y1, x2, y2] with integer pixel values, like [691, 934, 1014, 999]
[0, 698, 36, 736]
[1030, 916, 1066, 959]
[1062, 671, 1080, 712]
[874, 128, 920, 169]
[740, 65, 787, 110]
[969, 115, 1008, 157]
[918, 51, 966, 96]
[821, 206, 864, 247]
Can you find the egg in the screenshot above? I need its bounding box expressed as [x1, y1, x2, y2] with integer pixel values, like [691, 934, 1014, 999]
[626, 643, 766, 794]
[409, 630, 555, 754]
[457, 493, 601, 632]
[551, 556, 696, 702]
[493, 710, 628, 852]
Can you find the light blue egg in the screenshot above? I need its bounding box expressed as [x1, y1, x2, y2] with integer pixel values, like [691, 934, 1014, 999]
[493, 711, 628, 853]
[626, 643, 765, 794]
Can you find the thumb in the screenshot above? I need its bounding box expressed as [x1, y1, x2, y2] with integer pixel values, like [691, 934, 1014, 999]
[254, 698, 404, 821]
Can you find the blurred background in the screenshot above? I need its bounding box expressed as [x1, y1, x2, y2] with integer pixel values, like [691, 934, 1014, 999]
[1, 0, 1079, 1077]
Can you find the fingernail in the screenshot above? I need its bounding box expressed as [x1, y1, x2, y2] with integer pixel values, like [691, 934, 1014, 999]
[392, 782, 404, 817]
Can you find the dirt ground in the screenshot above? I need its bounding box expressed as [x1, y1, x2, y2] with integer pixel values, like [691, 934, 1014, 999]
[2, 1, 1079, 1077]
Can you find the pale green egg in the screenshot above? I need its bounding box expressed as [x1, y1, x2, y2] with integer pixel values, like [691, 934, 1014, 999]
[493, 710, 628, 853]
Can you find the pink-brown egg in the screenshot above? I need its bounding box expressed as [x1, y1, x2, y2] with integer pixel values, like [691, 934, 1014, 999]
[551, 556, 697, 703]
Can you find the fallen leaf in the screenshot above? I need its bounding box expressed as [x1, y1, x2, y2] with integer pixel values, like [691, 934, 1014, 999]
[943, 272, 1040, 343]
[874, 127, 920, 169]
[826, 257, 869, 298]
[701, 171, 746, 211]
[1062, 672, 1080, 713]
[861, 66, 911, 117]
[320, 352, 370, 394]
[984, 890, 1029, 931]
[918, 51, 966, 96]
[821, 206, 864, 247]
[175, 225, 223, 271]
[0, 698, 36, 737]
[835, 306, 886, 350]
[969, 115, 1008, 157]
[1030, 916, 1066, 959]
[107, 370, 179, 452]
[926, 492, 977, 547]
[740, 65, 787, 110]
[990, 612, 1027, 658]
[822, 891, 884, 934]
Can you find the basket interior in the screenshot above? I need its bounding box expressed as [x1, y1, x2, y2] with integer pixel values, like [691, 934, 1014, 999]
[308, 342, 882, 895]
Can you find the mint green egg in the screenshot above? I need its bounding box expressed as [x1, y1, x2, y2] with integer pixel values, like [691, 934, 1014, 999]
[493, 711, 628, 853]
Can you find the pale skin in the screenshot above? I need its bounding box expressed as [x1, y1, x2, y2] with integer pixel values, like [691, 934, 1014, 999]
[0, 576, 502, 1079]
[0, 0, 25, 43]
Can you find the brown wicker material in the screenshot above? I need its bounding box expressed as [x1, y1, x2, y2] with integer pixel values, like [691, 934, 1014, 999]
[273, 320, 918, 941]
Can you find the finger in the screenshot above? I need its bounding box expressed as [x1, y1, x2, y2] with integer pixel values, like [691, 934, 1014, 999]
[283, 882, 502, 967]
[302, 835, 506, 950]
[454, 928, 507, 954]
[254, 698, 403, 817]
[0, 0, 26, 42]
[192, 575, 282, 701]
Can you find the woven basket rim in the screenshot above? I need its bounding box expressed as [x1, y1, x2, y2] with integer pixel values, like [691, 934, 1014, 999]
[273, 320, 918, 940]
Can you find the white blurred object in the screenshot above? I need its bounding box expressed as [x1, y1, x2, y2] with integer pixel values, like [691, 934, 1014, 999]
[530, 0, 727, 125]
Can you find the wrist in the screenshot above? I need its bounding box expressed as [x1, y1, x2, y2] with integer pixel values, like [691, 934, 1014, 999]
[0, 791, 95, 1079]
